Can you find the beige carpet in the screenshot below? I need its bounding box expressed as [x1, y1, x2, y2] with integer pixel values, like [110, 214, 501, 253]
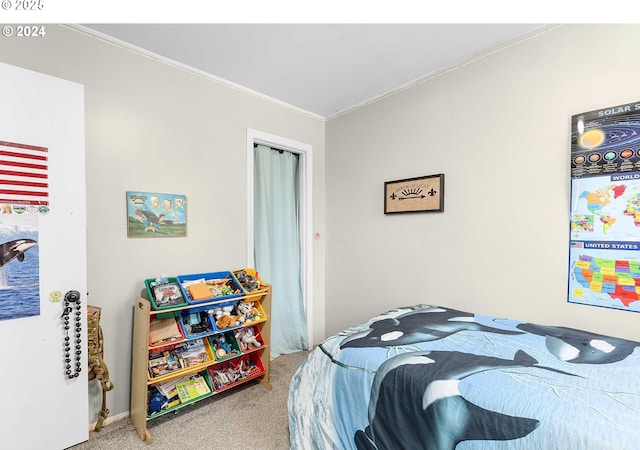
[68, 351, 309, 450]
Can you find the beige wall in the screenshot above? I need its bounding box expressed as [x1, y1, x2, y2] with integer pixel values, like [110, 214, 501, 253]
[326, 24, 640, 342]
[0, 24, 326, 422]
[3, 22, 640, 428]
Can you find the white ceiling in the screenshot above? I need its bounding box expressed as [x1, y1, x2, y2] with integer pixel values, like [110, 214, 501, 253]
[81, 24, 546, 119]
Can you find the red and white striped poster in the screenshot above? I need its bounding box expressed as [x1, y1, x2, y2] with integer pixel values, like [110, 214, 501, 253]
[0, 140, 48, 207]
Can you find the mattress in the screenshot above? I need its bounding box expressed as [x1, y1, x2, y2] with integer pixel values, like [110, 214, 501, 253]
[288, 304, 640, 449]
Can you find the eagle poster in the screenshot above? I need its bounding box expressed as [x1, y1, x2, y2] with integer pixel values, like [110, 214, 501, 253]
[127, 191, 187, 237]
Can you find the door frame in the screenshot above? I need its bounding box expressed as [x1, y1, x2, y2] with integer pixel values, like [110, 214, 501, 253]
[246, 128, 313, 347]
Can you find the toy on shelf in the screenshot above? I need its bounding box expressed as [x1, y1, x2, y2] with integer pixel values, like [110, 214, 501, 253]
[147, 389, 165, 414]
[206, 278, 240, 297]
[181, 310, 213, 337]
[235, 326, 262, 351]
[148, 349, 181, 378]
[147, 386, 180, 416]
[210, 332, 241, 360]
[209, 305, 241, 330]
[146, 275, 187, 309]
[237, 300, 262, 323]
[209, 357, 261, 391]
[178, 272, 244, 304]
[233, 269, 262, 292]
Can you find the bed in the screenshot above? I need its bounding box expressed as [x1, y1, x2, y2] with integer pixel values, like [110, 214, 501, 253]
[288, 304, 640, 450]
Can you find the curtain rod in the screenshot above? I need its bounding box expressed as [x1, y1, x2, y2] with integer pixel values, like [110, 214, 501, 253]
[254, 143, 285, 153]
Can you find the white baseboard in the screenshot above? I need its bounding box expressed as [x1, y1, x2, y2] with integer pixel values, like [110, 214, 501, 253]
[89, 410, 129, 431]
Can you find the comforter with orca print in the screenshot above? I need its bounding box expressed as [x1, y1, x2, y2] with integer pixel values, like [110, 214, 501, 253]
[288, 304, 640, 450]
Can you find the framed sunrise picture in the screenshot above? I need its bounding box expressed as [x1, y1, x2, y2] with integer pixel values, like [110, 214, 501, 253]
[384, 174, 444, 214]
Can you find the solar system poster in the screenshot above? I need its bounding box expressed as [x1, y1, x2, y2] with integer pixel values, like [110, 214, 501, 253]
[568, 100, 640, 312]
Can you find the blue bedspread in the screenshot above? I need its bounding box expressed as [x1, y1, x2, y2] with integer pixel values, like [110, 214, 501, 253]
[288, 305, 640, 450]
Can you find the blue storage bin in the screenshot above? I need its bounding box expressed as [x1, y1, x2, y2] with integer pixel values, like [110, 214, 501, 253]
[178, 309, 216, 339]
[177, 271, 244, 306]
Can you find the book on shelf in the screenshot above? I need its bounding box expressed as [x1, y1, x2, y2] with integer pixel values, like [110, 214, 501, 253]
[148, 350, 181, 378]
[155, 374, 193, 399]
[175, 375, 211, 402]
[149, 316, 182, 346]
[152, 282, 185, 307]
[174, 339, 210, 368]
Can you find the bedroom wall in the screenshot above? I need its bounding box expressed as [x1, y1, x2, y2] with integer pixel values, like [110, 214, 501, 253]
[326, 24, 640, 342]
[0, 25, 325, 423]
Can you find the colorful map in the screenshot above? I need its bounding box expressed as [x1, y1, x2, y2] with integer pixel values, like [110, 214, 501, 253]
[571, 215, 594, 233]
[571, 175, 640, 241]
[623, 193, 640, 226]
[569, 245, 640, 312]
[579, 184, 626, 214]
[573, 255, 640, 307]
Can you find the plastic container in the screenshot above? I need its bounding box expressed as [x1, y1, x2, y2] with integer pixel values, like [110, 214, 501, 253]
[207, 354, 265, 393]
[178, 309, 216, 339]
[233, 268, 268, 294]
[146, 370, 213, 419]
[234, 326, 265, 354]
[209, 301, 243, 332]
[173, 338, 215, 370]
[209, 331, 242, 362]
[147, 338, 215, 382]
[177, 271, 244, 306]
[147, 344, 183, 380]
[148, 315, 185, 349]
[144, 277, 188, 310]
[235, 299, 267, 325]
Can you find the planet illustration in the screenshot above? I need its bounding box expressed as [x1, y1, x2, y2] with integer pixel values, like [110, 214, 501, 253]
[621, 149, 633, 159]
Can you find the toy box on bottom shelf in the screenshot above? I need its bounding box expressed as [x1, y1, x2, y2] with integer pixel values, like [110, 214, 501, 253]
[208, 354, 265, 393]
[146, 370, 213, 419]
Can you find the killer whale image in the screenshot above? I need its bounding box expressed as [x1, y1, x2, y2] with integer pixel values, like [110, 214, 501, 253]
[516, 322, 639, 364]
[340, 306, 523, 349]
[0, 238, 37, 268]
[354, 349, 567, 450]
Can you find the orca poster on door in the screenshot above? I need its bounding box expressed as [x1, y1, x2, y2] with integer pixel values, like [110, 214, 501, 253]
[0, 213, 39, 321]
[0, 139, 47, 321]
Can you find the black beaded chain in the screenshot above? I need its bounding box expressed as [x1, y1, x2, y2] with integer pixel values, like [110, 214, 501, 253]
[62, 290, 82, 379]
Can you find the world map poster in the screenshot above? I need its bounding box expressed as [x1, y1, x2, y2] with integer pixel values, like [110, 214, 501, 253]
[569, 100, 640, 312]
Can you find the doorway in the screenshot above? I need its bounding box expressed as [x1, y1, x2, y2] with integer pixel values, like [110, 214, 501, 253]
[246, 129, 313, 352]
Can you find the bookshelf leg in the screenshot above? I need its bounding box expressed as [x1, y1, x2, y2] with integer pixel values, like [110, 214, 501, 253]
[259, 376, 272, 391]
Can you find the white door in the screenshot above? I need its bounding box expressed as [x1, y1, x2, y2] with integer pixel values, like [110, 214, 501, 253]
[0, 62, 88, 449]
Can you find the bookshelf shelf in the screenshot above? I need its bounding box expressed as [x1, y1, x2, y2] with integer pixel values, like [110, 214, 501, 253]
[130, 282, 272, 444]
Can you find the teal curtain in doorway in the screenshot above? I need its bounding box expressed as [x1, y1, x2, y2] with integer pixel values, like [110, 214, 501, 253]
[254, 144, 309, 358]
